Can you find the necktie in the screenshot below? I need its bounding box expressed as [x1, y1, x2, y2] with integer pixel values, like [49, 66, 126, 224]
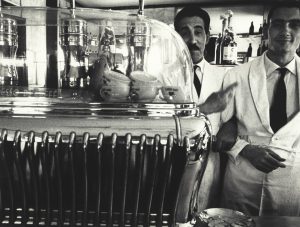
[194, 65, 201, 97]
[270, 68, 288, 132]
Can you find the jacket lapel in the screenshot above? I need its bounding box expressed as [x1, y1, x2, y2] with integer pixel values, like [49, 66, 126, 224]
[275, 111, 300, 136]
[249, 54, 273, 133]
[273, 54, 300, 137]
[199, 60, 211, 104]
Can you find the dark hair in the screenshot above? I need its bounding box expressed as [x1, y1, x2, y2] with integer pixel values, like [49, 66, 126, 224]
[268, 2, 300, 24]
[174, 5, 210, 34]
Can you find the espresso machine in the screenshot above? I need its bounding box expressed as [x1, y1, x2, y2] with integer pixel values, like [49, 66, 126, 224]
[0, 1, 212, 226]
[0, 13, 18, 86]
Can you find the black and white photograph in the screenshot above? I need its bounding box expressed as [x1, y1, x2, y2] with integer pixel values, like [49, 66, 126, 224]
[0, 0, 299, 226]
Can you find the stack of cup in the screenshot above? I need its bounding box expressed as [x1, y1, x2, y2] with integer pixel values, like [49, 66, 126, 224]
[100, 70, 131, 102]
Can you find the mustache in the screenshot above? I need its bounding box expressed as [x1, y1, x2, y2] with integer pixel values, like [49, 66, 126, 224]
[188, 44, 200, 51]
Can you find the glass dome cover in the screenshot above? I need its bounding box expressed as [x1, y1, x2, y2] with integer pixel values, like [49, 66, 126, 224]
[0, 7, 193, 104]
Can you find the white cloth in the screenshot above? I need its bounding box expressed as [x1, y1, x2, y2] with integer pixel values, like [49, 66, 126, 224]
[220, 52, 300, 216]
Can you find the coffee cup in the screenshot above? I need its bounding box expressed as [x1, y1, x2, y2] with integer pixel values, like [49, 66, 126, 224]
[100, 85, 130, 102]
[130, 84, 160, 102]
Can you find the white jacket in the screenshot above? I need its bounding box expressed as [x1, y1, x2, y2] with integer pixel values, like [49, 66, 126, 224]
[193, 59, 227, 210]
[221, 52, 300, 216]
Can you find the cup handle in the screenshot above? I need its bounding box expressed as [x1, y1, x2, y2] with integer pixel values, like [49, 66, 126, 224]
[100, 88, 110, 98]
[129, 89, 139, 101]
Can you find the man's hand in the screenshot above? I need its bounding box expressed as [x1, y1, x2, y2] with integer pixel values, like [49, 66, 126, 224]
[199, 82, 237, 115]
[240, 144, 286, 173]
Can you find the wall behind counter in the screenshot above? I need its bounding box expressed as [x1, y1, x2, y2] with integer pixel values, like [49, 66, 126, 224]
[124, 5, 265, 34]
[124, 5, 265, 62]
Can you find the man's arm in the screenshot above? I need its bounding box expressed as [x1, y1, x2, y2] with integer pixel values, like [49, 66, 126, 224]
[198, 82, 237, 115]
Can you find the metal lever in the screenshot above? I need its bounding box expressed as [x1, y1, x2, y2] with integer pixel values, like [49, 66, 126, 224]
[71, 0, 75, 18]
[138, 0, 144, 15]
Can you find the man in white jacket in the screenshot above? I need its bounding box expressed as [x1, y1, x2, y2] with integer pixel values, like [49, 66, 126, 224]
[174, 5, 230, 210]
[220, 2, 300, 216]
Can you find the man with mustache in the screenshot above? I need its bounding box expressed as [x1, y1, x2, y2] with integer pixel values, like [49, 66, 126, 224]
[220, 2, 300, 216]
[174, 6, 234, 211]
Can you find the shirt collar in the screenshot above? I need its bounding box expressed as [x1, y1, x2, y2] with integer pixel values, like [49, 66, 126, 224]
[264, 52, 296, 78]
[194, 58, 206, 72]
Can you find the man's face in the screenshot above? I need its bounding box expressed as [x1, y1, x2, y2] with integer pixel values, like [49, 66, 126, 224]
[268, 7, 300, 55]
[177, 16, 210, 64]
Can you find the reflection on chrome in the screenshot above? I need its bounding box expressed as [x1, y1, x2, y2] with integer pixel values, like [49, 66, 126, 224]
[0, 15, 18, 86]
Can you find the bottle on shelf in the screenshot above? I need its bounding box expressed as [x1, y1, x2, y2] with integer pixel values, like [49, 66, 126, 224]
[257, 44, 262, 56]
[262, 41, 268, 53]
[215, 33, 222, 64]
[217, 15, 227, 65]
[258, 24, 263, 34]
[246, 43, 252, 57]
[221, 10, 237, 65]
[249, 21, 254, 35]
[262, 19, 268, 40]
